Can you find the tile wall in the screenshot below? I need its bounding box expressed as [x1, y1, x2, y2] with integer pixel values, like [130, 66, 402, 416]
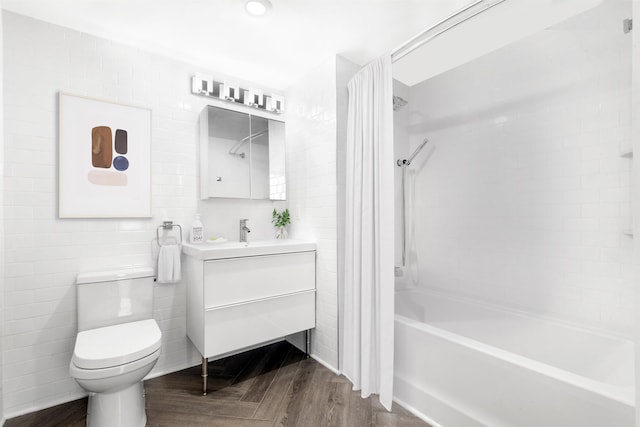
[3, 12, 202, 415]
[2, 11, 331, 416]
[285, 57, 339, 369]
[335, 56, 361, 370]
[404, 1, 635, 336]
[631, 0, 640, 417]
[0, 3, 5, 423]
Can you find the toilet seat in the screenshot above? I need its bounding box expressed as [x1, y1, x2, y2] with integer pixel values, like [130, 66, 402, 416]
[69, 347, 160, 381]
[72, 319, 161, 370]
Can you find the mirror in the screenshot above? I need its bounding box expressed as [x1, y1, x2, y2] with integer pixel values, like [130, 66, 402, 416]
[199, 105, 286, 200]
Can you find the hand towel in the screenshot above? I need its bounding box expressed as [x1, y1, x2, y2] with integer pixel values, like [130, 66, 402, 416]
[157, 243, 181, 284]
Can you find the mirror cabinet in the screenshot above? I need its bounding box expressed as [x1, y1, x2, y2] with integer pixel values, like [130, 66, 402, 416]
[199, 105, 286, 200]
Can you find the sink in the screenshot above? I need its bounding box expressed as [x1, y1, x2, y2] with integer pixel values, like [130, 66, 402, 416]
[182, 239, 316, 260]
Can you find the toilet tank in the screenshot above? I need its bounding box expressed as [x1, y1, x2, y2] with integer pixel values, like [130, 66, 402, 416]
[76, 267, 155, 332]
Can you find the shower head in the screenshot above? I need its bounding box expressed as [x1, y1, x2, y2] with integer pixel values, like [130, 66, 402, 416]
[393, 95, 408, 111]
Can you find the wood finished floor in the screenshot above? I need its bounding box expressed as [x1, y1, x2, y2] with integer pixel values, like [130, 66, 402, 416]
[5, 341, 430, 427]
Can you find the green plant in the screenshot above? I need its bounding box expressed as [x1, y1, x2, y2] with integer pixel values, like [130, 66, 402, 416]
[272, 208, 290, 228]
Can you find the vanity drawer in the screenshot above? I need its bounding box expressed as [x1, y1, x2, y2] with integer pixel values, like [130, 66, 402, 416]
[203, 251, 315, 308]
[203, 290, 315, 357]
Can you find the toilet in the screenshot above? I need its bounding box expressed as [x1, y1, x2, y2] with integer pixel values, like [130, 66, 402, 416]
[69, 267, 162, 427]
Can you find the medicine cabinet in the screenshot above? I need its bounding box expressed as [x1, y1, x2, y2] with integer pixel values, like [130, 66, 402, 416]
[199, 105, 286, 200]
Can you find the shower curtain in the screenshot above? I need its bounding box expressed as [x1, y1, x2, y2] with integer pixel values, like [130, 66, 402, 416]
[342, 54, 395, 410]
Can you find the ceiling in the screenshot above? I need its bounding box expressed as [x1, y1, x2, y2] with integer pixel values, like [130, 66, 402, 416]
[1, 0, 471, 90]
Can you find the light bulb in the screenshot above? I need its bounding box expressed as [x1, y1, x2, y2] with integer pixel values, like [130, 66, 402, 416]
[245, 0, 271, 16]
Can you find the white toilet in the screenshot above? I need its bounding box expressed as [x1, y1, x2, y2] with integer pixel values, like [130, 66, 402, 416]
[69, 267, 162, 427]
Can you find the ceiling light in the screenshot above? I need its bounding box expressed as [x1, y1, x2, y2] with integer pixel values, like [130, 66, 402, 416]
[245, 0, 271, 16]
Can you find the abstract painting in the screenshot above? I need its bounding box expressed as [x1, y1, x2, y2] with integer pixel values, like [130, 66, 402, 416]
[59, 93, 151, 218]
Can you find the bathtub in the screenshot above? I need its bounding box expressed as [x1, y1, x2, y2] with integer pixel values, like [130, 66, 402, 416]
[394, 289, 635, 427]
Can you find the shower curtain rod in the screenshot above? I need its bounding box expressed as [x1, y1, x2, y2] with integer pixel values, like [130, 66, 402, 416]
[391, 0, 507, 63]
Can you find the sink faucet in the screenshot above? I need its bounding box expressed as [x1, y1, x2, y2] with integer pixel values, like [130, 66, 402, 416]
[239, 219, 251, 242]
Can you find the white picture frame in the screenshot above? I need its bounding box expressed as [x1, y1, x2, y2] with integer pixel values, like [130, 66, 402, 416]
[59, 93, 152, 218]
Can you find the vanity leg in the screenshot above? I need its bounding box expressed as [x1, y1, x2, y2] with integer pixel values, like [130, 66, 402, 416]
[201, 356, 208, 396]
[305, 329, 311, 359]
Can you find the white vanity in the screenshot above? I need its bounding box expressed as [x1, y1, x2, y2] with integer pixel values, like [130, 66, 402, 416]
[183, 239, 316, 394]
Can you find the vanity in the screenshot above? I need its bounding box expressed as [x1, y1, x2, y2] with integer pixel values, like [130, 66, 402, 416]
[183, 239, 316, 394]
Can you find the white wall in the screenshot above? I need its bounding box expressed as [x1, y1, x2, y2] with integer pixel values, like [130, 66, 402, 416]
[336, 55, 362, 370]
[632, 0, 640, 423]
[286, 57, 339, 369]
[404, 1, 634, 336]
[0, 2, 5, 423]
[1, 11, 292, 417]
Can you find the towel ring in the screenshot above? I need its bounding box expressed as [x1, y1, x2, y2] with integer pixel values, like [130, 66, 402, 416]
[156, 221, 182, 246]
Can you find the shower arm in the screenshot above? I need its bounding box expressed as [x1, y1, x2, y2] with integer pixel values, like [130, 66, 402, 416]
[397, 138, 429, 166]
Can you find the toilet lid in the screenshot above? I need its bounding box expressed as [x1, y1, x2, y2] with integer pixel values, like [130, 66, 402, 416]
[72, 319, 161, 369]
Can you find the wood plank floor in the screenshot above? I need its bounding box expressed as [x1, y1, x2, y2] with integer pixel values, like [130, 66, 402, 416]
[5, 341, 430, 427]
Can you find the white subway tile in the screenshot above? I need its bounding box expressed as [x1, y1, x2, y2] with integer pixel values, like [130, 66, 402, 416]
[404, 7, 632, 337]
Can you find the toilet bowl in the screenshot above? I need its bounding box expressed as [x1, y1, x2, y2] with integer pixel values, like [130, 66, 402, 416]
[69, 268, 161, 427]
[70, 320, 161, 427]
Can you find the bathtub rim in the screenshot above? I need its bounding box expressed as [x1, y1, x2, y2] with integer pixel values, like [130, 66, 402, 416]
[396, 287, 634, 342]
[395, 290, 635, 407]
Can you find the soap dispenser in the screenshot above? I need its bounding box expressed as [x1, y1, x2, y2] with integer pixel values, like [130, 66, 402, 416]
[190, 214, 204, 244]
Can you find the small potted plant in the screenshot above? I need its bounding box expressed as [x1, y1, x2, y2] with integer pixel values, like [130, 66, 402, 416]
[272, 208, 290, 239]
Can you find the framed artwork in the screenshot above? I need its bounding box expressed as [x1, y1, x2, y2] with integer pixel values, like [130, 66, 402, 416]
[59, 93, 152, 218]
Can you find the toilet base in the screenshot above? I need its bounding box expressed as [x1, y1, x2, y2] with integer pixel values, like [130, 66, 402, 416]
[87, 381, 147, 427]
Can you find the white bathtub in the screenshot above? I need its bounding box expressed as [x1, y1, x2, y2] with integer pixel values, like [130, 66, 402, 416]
[394, 289, 635, 427]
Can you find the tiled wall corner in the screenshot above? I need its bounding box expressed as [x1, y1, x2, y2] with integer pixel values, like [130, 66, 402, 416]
[335, 55, 361, 371]
[286, 57, 339, 369]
